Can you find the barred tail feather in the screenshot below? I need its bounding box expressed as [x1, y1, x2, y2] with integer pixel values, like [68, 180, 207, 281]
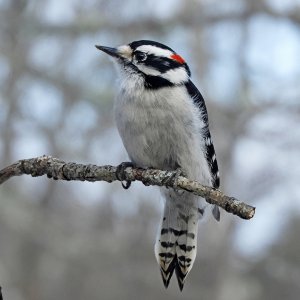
[155, 225, 179, 288]
[174, 215, 198, 290]
[155, 197, 199, 290]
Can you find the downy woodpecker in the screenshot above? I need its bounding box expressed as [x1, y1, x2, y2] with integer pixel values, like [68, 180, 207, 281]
[96, 40, 220, 290]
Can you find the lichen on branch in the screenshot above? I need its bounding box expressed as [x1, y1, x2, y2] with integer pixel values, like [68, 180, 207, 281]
[0, 155, 255, 220]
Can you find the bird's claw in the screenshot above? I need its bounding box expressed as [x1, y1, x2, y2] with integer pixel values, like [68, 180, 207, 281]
[116, 162, 135, 189]
[165, 167, 186, 188]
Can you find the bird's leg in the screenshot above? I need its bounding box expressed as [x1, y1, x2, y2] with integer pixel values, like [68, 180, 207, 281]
[116, 162, 135, 189]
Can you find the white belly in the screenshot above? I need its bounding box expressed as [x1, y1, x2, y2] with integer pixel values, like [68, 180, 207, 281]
[114, 86, 212, 185]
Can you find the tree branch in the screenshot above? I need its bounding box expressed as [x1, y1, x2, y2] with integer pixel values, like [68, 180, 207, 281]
[0, 155, 255, 220]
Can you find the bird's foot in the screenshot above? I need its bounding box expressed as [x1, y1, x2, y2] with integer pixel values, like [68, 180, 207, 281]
[116, 162, 135, 189]
[165, 167, 186, 188]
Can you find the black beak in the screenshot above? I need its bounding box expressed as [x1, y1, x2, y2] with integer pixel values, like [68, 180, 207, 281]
[95, 45, 120, 58]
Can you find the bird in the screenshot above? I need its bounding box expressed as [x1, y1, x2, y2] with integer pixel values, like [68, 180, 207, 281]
[95, 40, 220, 291]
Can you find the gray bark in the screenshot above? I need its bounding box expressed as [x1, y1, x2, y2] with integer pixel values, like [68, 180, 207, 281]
[0, 155, 255, 220]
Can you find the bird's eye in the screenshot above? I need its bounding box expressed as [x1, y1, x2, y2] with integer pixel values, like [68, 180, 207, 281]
[134, 52, 147, 62]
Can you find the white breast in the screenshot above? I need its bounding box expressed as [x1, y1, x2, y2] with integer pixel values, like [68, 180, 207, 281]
[114, 79, 212, 186]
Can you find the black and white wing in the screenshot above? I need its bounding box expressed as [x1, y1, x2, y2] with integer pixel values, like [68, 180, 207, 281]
[185, 80, 220, 220]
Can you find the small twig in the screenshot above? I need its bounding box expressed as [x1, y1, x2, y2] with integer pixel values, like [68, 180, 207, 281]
[0, 155, 255, 219]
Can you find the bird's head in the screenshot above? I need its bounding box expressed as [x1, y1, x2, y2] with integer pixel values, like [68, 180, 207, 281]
[96, 40, 191, 89]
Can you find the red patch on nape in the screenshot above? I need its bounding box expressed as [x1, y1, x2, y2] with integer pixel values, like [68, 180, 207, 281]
[170, 54, 185, 64]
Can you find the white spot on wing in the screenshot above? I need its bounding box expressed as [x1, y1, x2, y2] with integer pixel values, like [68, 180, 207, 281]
[205, 137, 212, 145]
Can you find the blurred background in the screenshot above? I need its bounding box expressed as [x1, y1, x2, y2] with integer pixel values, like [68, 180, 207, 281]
[0, 0, 300, 299]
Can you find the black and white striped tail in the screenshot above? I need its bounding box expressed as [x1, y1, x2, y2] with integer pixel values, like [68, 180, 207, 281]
[155, 206, 198, 291]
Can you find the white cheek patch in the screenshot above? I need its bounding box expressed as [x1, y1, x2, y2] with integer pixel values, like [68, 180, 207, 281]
[136, 45, 173, 58]
[161, 67, 189, 84]
[136, 64, 161, 76]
